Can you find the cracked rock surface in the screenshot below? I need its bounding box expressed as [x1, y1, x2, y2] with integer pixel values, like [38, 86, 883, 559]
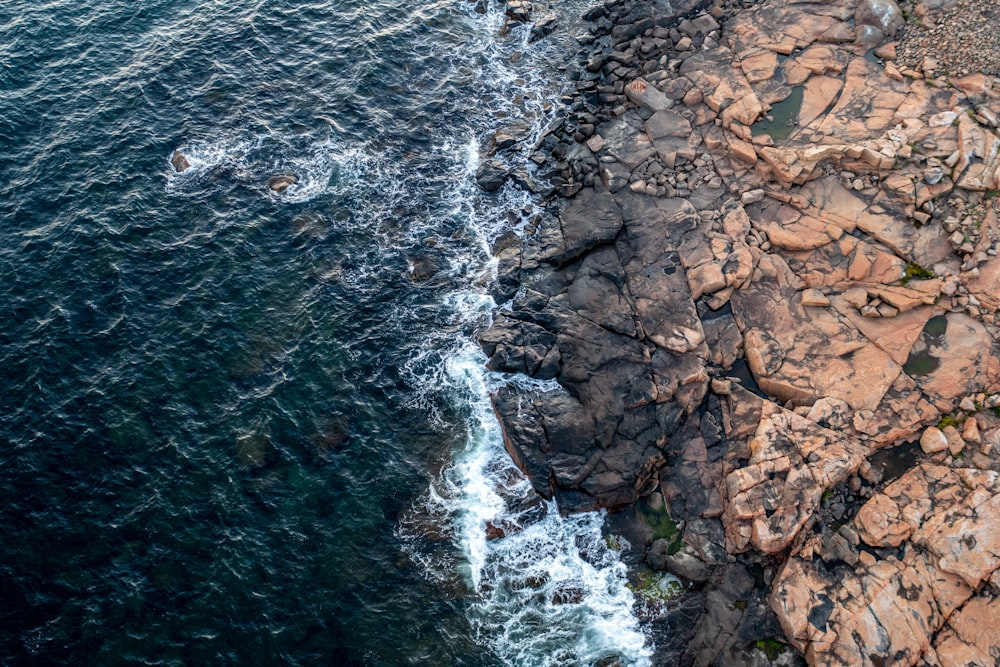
[482, 0, 1000, 662]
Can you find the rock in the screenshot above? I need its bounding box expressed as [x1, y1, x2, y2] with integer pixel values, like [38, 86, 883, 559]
[171, 150, 191, 173]
[722, 400, 870, 554]
[731, 253, 901, 411]
[644, 109, 692, 139]
[267, 174, 298, 194]
[490, 123, 529, 153]
[475, 159, 508, 192]
[932, 595, 1000, 665]
[909, 313, 1000, 410]
[727, 135, 757, 165]
[800, 288, 829, 307]
[406, 253, 440, 282]
[962, 416, 981, 444]
[941, 424, 965, 456]
[646, 538, 673, 571]
[775, 464, 1000, 666]
[919, 426, 949, 454]
[504, 0, 530, 22]
[624, 79, 673, 113]
[236, 432, 269, 467]
[479, 191, 714, 511]
[687, 262, 726, 299]
[479, 0, 1000, 662]
[665, 550, 711, 582]
[529, 13, 556, 41]
[855, 0, 905, 40]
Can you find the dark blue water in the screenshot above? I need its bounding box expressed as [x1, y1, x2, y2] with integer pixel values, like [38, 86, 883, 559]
[0, 1, 653, 665]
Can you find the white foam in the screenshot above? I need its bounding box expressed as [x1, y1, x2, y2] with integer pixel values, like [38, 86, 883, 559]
[434, 348, 652, 667]
[393, 0, 655, 662]
[165, 133, 380, 205]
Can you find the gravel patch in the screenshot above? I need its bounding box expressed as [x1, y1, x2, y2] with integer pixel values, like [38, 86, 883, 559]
[896, 0, 1000, 76]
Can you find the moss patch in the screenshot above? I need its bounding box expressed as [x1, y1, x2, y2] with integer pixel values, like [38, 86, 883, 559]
[901, 262, 934, 284]
[629, 569, 683, 602]
[754, 638, 788, 661]
[637, 496, 683, 555]
[937, 414, 958, 429]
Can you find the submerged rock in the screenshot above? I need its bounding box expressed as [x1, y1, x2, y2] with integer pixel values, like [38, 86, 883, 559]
[171, 150, 191, 173]
[267, 174, 298, 194]
[405, 253, 440, 282]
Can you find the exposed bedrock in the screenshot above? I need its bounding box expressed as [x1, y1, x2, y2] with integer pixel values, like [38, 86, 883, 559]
[479, 0, 1000, 662]
[481, 190, 713, 511]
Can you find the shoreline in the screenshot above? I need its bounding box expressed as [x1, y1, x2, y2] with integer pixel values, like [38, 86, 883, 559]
[479, 0, 1000, 664]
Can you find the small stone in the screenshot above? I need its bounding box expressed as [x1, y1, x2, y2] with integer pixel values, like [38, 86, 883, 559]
[942, 425, 965, 456]
[740, 189, 765, 205]
[920, 426, 948, 454]
[860, 304, 880, 317]
[587, 134, 605, 152]
[843, 287, 869, 309]
[711, 378, 732, 395]
[963, 417, 981, 445]
[877, 303, 899, 318]
[924, 166, 944, 185]
[801, 288, 830, 307]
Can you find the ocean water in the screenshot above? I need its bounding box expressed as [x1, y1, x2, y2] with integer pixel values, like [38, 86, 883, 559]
[0, 1, 653, 665]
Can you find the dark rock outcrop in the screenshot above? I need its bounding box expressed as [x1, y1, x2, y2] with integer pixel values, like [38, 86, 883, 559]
[481, 190, 712, 511]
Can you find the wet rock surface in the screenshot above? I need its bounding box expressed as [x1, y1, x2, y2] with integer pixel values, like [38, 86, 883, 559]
[477, 0, 1000, 663]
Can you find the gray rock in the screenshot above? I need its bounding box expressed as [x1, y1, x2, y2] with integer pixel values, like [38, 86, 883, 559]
[644, 109, 692, 140]
[665, 549, 712, 582]
[855, 0, 905, 39]
[490, 124, 528, 153]
[546, 186, 624, 264]
[478, 191, 712, 511]
[530, 14, 557, 41]
[475, 159, 508, 192]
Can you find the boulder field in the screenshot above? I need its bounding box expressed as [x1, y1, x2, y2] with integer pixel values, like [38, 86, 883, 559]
[480, 0, 1000, 663]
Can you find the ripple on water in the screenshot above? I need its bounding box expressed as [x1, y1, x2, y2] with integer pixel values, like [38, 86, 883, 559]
[0, 0, 649, 664]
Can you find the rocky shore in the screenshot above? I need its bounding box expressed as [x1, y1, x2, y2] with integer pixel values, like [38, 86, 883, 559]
[477, 0, 1000, 664]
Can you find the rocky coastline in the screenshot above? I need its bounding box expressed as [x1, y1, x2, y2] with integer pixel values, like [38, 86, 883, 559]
[477, 0, 1000, 664]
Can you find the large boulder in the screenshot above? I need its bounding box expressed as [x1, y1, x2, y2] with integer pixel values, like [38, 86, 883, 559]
[855, 0, 905, 39]
[171, 150, 191, 173]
